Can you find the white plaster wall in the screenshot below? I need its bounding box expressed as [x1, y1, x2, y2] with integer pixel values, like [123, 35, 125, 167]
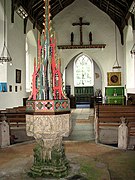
[54, 0, 124, 96]
[0, 0, 36, 109]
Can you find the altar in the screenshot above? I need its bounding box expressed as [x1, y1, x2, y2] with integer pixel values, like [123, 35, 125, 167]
[105, 86, 125, 105]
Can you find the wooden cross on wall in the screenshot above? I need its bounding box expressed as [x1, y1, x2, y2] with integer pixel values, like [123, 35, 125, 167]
[72, 17, 90, 45]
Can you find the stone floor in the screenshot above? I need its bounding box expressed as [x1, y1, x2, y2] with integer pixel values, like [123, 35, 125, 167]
[0, 108, 135, 180]
[64, 108, 94, 141]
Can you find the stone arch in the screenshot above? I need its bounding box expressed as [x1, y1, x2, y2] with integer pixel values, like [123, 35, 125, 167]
[64, 52, 102, 96]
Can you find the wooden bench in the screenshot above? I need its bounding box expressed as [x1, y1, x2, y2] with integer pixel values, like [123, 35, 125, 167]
[0, 106, 28, 144]
[94, 105, 135, 148]
[0, 106, 26, 127]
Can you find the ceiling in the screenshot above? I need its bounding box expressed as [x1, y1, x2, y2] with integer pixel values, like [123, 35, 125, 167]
[12, 0, 135, 44]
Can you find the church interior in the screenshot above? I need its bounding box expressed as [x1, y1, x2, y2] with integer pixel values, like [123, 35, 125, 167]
[0, 0, 135, 108]
[0, 0, 135, 179]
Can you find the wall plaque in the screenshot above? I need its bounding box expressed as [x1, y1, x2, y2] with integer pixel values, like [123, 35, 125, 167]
[107, 72, 121, 86]
[16, 69, 21, 83]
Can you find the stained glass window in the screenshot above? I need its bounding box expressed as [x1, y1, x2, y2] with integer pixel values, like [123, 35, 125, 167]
[74, 55, 94, 87]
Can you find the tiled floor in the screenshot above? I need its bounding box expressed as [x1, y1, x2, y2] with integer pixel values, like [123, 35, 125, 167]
[64, 108, 95, 141]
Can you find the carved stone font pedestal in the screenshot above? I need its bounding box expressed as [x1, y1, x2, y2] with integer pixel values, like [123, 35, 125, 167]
[26, 112, 71, 178]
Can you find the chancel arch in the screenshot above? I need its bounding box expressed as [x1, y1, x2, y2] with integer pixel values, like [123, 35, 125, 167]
[64, 53, 102, 103]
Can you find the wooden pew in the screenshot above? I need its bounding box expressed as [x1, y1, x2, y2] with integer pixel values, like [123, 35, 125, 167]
[94, 105, 135, 148]
[0, 106, 27, 144]
[4, 107, 26, 127]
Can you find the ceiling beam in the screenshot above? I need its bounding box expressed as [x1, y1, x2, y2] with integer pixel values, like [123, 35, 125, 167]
[12, 0, 133, 43]
[58, 0, 63, 9]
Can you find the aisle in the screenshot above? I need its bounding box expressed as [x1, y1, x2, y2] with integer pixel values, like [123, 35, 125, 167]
[64, 108, 95, 141]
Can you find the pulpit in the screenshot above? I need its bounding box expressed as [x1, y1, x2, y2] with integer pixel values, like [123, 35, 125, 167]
[105, 87, 125, 105]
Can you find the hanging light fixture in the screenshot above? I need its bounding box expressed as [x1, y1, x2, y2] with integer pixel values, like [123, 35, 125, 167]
[0, 0, 12, 65]
[16, 6, 28, 19]
[112, 23, 121, 70]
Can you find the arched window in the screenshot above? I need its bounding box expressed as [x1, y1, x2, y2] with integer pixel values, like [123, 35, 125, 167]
[74, 54, 94, 87]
